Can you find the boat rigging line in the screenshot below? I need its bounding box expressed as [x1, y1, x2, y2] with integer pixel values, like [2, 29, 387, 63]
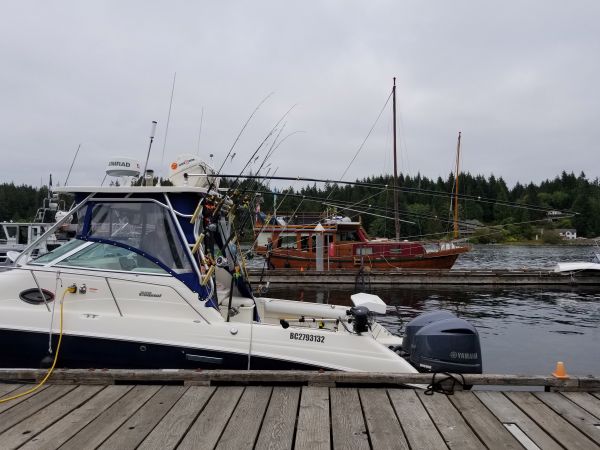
[208, 174, 575, 215]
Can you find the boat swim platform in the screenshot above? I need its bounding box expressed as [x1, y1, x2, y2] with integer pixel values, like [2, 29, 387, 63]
[247, 268, 600, 286]
[1, 370, 600, 449]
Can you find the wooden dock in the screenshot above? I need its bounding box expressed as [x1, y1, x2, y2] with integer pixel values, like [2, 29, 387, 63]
[1, 370, 600, 449]
[248, 268, 600, 286]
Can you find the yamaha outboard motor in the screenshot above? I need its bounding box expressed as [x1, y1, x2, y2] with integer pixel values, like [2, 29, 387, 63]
[403, 311, 482, 374]
[402, 310, 456, 355]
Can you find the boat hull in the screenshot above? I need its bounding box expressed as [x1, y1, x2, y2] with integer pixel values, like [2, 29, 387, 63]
[0, 328, 324, 370]
[265, 247, 469, 270]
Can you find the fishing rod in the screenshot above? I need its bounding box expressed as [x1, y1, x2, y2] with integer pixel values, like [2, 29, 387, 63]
[214, 92, 274, 179]
[207, 107, 297, 281]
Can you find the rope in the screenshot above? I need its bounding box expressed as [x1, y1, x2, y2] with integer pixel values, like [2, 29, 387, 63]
[0, 288, 71, 404]
[424, 372, 467, 396]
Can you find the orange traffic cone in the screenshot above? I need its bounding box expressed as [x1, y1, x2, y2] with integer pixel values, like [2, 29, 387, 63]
[552, 361, 569, 379]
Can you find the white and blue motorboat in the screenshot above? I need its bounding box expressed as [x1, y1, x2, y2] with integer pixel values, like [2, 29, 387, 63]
[0, 157, 482, 373]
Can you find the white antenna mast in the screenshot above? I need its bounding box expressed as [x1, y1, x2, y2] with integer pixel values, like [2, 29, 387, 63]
[142, 120, 158, 180]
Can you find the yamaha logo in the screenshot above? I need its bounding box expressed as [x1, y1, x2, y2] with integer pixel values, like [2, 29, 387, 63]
[450, 351, 478, 360]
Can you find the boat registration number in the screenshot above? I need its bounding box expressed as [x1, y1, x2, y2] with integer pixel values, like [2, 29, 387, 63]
[290, 332, 325, 343]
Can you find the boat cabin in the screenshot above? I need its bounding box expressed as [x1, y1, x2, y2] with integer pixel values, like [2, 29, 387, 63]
[254, 214, 428, 269]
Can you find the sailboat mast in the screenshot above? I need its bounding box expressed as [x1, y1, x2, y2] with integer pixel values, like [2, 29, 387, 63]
[392, 78, 401, 241]
[453, 131, 462, 239]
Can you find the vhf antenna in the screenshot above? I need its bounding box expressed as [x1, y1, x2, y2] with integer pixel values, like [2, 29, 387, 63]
[142, 120, 158, 181]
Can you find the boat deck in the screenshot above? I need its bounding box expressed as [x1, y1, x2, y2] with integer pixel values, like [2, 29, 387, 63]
[1, 370, 599, 449]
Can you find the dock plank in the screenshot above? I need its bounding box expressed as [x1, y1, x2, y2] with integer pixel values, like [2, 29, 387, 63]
[137, 386, 215, 450]
[417, 391, 484, 450]
[562, 392, 600, 419]
[534, 391, 600, 445]
[254, 386, 300, 450]
[330, 388, 369, 450]
[0, 383, 23, 398]
[177, 386, 244, 450]
[506, 391, 600, 449]
[360, 388, 409, 450]
[294, 386, 330, 450]
[448, 391, 522, 449]
[0, 384, 49, 414]
[20, 385, 132, 450]
[475, 391, 561, 450]
[59, 385, 161, 450]
[0, 385, 103, 449]
[0, 384, 75, 434]
[388, 389, 448, 450]
[99, 385, 187, 450]
[216, 386, 273, 449]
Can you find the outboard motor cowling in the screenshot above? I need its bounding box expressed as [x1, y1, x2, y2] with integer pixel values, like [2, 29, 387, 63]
[402, 310, 456, 354]
[409, 318, 482, 374]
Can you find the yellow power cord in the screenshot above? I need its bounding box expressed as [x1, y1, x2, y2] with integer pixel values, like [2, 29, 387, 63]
[0, 288, 70, 404]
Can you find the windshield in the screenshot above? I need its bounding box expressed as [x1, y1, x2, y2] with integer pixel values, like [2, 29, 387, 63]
[57, 242, 167, 274]
[31, 239, 86, 264]
[78, 201, 192, 273]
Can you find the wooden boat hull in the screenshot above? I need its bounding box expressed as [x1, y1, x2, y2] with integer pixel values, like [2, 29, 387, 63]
[263, 246, 469, 270]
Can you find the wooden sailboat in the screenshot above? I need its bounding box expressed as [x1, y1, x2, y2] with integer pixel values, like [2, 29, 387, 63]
[254, 80, 469, 271]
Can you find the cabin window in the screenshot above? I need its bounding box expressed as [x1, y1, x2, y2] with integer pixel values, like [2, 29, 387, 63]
[80, 202, 192, 273]
[278, 234, 297, 249]
[58, 242, 167, 274]
[339, 231, 358, 242]
[301, 234, 310, 251]
[0, 227, 6, 242]
[5, 226, 17, 239]
[356, 247, 373, 255]
[18, 226, 28, 245]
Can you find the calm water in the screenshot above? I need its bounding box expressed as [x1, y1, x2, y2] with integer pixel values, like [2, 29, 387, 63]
[261, 245, 600, 375]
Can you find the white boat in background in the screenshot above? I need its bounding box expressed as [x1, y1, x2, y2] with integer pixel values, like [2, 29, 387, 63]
[0, 156, 482, 373]
[554, 247, 600, 274]
[0, 190, 72, 265]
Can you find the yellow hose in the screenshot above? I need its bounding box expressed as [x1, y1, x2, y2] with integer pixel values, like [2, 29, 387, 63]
[0, 288, 70, 404]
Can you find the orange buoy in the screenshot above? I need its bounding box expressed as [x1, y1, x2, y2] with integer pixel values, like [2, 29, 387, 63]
[552, 361, 569, 379]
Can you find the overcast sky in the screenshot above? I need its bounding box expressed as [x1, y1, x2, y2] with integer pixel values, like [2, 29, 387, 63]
[1, 1, 599, 189]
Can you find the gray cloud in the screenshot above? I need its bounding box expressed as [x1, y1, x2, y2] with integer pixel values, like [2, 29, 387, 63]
[1, 1, 599, 189]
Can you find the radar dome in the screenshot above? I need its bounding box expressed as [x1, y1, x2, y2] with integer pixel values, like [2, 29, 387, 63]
[106, 158, 141, 178]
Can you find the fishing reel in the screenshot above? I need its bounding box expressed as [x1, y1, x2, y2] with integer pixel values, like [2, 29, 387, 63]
[215, 256, 228, 267]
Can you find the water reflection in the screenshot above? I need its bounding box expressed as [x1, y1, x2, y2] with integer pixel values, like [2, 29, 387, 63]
[266, 284, 600, 376]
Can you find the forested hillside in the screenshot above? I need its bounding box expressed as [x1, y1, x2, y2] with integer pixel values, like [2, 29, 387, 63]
[0, 183, 49, 222]
[252, 171, 600, 242]
[2, 170, 599, 241]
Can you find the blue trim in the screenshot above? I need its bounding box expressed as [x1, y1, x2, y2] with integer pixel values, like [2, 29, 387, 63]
[76, 236, 209, 299]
